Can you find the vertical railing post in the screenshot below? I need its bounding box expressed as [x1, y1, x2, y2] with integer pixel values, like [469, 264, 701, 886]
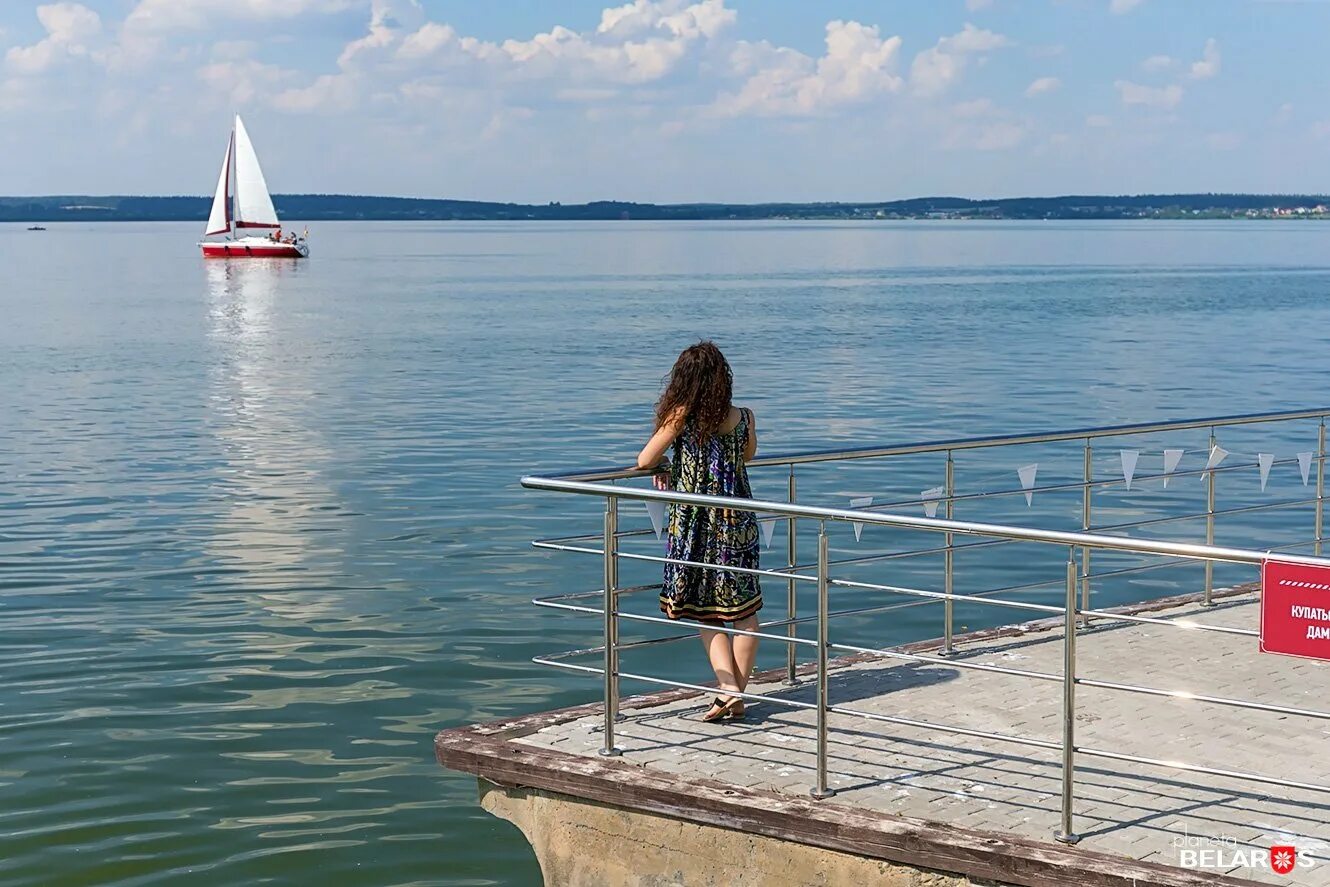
[600, 496, 622, 757]
[810, 523, 835, 799]
[1080, 439, 1092, 628]
[1203, 428, 1217, 607]
[1317, 419, 1326, 557]
[1054, 548, 1080, 845]
[785, 465, 799, 685]
[942, 451, 955, 656]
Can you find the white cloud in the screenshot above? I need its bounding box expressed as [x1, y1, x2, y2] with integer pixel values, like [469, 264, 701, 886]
[1188, 38, 1220, 80]
[910, 23, 1007, 97]
[714, 20, 903, 117]
[965, 0, 994, 10]
[272, 0, 739, 116]
[1085, 114, 1112, 127]
[5, 3, 103, 75]
[198, 58, 298, 108]
[1115, 79, 1182, 109]
[1141, 54, 1174, 72]
[122, 0, 357, 33]
[113, 0, 359, 70]
[1110, 0, 1144, 13]
[1024, 76, 1059, 97]
[597, 0, 735, 40]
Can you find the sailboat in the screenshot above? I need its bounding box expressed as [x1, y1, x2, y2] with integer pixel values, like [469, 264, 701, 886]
[199, 115, 309, 258]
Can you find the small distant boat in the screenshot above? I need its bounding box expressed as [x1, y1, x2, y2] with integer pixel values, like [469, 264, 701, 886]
[199, 115, 309, 259]
[27, 225, 46, 231]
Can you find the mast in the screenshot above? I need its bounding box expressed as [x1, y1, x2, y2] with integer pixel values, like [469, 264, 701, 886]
[228, 126, 235, 238]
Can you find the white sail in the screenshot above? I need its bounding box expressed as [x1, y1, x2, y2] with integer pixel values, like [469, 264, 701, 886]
[232, 115, 280, 230]
[204, 132, 233, 237]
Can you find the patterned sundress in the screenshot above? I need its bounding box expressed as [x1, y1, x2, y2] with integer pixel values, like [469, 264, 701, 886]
[659, 408, 762, 624]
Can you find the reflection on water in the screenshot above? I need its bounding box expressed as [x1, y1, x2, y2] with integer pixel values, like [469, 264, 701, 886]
[205, 260, 345, 620]
[3, 221, 1330, 886]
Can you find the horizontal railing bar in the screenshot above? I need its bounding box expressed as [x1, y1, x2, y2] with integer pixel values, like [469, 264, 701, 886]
[534, 527, 658, 547]
[530, 599, 812, 646]
[829, 640, 1062, 682]
[533, 600, 604, 615]
[1076, 746, 1330, 796]
[827, 578, 1069, 615]
[1083, 535, 1323, 583]
[614, 550, 821, 583]
[543, 408, 1330, 482]
[862, 457, 1313, 513]
[540, 457, 1313, 536]
[1084, 557, 1191, 582]
[1090, 496, 1318, 534]
[534, 644, 608, 661]
[533, 541, 607, 556]
[612, 612, 808, 654]
[531, 540, 821, 583]
[613, 610, 819, 647]
[532, 657, 604, 676]
[532, 583, 662, 605]
[1075, 677, 1330, 721]
[538, 497, 1316, 578]
[1076, 607, 1259, 636]
[532, 661, 818, 711]
[521, 476, 1330, 568]
[827, 537, 1014, 570]
[858, 460, 1283, 511]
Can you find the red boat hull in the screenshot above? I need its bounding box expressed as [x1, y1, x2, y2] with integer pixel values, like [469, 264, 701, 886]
[201, 242, 306, 258]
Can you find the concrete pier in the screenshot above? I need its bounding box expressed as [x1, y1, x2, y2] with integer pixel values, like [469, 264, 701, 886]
[437, 586, 1330, 886]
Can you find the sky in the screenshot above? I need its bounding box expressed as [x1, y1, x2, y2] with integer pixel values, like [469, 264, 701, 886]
[2, 0, 1328, 202]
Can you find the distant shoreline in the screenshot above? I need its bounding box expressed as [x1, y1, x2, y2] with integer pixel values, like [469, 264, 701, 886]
[3, 193, 1328, 223]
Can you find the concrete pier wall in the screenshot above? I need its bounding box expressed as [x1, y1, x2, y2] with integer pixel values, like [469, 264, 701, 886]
[479, 780, 988, 887]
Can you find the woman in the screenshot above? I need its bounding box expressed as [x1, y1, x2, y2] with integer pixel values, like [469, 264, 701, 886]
[637, 341, 761, 722]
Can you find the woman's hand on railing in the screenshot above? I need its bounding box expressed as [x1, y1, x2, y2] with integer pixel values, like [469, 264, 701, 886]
[653, 470, 672, 491]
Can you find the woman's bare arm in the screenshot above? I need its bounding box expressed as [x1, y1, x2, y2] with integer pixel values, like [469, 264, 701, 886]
[637, 409, 685, 470]
[744, 408, 757, 462]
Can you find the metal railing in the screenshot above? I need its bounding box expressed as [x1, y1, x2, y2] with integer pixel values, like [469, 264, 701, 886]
[521, 408, 1330, 844]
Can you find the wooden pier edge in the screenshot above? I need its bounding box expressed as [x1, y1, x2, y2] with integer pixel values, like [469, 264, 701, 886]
[437, 583, 1265, 887]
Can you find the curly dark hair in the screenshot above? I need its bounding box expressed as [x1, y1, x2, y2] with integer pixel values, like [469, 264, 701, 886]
[655, 341, 734, 437]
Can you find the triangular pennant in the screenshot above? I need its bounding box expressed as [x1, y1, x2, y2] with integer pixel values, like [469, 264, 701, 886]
[920, 486, 944, 519]
[1204, 445, 1229, 474]
[849, 496, 873, 542]
[1120, 450, 1139, 491]
[1299, 452, 1313, 486]
[1258, 453, 1274, 492]
[759, 517, 777, 549]
[1017, 464, 1038, 506]
[1162, 449, 1184, 489]
[644, 500, 666, 540]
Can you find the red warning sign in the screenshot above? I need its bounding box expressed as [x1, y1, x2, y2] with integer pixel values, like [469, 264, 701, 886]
[1260, 560, 1330, 662]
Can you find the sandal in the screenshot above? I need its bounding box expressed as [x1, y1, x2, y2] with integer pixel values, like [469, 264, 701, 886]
[701, 695, 745, 722]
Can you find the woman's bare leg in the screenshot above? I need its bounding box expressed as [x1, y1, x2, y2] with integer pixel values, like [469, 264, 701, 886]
[730, 614, 760, 692]
[700, 627, 740, 693]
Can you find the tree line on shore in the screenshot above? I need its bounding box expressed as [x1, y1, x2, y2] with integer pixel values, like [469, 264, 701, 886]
[3, 192, 1328, 222]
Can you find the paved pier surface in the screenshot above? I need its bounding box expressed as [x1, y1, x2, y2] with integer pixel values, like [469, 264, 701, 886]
[439, 589, 1330, 886]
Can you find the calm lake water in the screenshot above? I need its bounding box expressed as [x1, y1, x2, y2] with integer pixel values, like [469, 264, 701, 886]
[3, 220, 1330, 885]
